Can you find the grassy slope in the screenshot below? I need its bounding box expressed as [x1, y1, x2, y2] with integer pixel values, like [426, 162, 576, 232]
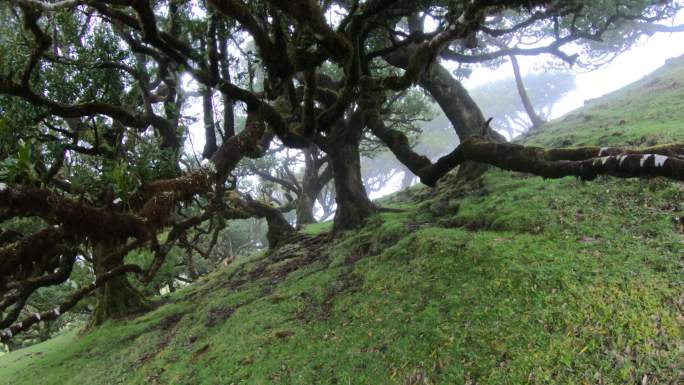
[524, 54, 684, 148]
[2, 58, 684, 385]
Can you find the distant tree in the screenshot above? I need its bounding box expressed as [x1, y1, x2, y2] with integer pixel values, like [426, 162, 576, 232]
[244, 145, 332, 227]
[509, 55, 544, 131]
[469, 70, 576, 139]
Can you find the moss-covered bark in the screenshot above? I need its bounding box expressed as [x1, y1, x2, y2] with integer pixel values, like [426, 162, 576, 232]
[89, 242, 149, 327]
[451, 137, 684, 182]
[295, 190, 317, 227]
[89, 276, 150, 326]
[224, 192, 296, 249]
[329, 140, 376, 231]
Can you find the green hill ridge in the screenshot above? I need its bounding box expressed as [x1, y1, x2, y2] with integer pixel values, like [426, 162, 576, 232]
[1, 56, 683, 385]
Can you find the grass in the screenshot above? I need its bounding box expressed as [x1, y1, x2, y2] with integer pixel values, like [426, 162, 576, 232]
[1, 55, 684, 385]
[523, 54, 684, 149]
[2, 172, 681, 384]
[299, 220, 333, 235]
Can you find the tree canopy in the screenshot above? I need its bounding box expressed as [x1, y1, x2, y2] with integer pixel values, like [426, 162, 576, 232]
[1, 0, 684, 343]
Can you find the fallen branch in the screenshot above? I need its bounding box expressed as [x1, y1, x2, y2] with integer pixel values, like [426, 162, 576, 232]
[421, 138, 684, 186]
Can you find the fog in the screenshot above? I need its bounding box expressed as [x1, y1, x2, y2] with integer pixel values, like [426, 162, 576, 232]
[464, 20, 684, 120]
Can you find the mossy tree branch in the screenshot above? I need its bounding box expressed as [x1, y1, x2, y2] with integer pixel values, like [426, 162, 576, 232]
[422, 138, 684, 186]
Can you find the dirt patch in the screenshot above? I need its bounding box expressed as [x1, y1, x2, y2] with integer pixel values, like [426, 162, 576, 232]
[135, 313, 185, 367]
[191, 344, 210, 362]
[204, 306, 235, 327]
[185, 233, 335, 330]
[274, 255, 315, 278]
[274, 330, 294, 339]
[439, 217, 490, 231]
[157, 312, 184, 331]
[296, 292, 318, 323]
[344, 253, 363, 265]
[222, 235, 332, 294]
[248, 263, 267, 280]
[297, 268, 364, 322]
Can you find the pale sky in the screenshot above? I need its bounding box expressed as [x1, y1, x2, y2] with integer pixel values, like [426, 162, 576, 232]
[553, 32, 684, 118]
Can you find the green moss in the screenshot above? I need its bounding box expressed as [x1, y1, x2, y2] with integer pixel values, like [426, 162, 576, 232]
[5, 166, 680, 384]
[299, 220, 333, 235]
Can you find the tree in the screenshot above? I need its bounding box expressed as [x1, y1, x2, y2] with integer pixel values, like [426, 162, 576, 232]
[510, 55, 545, 131]
[1, 0, 684, 342]
[245, 145, 333, 227]
[468, 69, 576, 139]
[244, 87, 432, 225]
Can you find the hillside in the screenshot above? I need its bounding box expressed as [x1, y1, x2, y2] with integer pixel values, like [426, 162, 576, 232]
[524, 54, 684, 148]
[1, 58, 683, 385]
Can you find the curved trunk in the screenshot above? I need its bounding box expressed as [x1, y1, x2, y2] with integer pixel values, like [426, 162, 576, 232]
[385, 47, 506, 181]
[419, 64, 486, 141]
[89, 242, 149, 327]
[329, 140, 375, 231]
[296, 147, 319, 227]
[262, 209, 296, 248]
[228, 193, 295, 249]
[295, 190, 317, 227]
[510, 55, 544, 131]
[296, 148, 333, 228]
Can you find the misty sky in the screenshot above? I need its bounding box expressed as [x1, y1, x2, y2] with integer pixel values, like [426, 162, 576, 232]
[463, 24, 684, 121]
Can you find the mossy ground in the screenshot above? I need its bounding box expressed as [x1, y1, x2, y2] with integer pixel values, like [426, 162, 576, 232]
[1, 57, 683, 385]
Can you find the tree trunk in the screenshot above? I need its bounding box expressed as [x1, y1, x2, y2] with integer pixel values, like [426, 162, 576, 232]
[385, 47, 506, 181]
[185, 250, 199, 281]
[89, 242, 149, 327]
[296, 148, 319, 227]
[418, 64, 485, 141]
[218, 20, 235, 139]
[295, 147, 332, 228]
[318, 184, 335, 221]
[201, 85, 218, 158]
[400, 168, 415, 189]
[329, 139, 375, 231]
[261, 208, 296, 248]
[510, 55, 545, 131]
[295, 189, 317, 227]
